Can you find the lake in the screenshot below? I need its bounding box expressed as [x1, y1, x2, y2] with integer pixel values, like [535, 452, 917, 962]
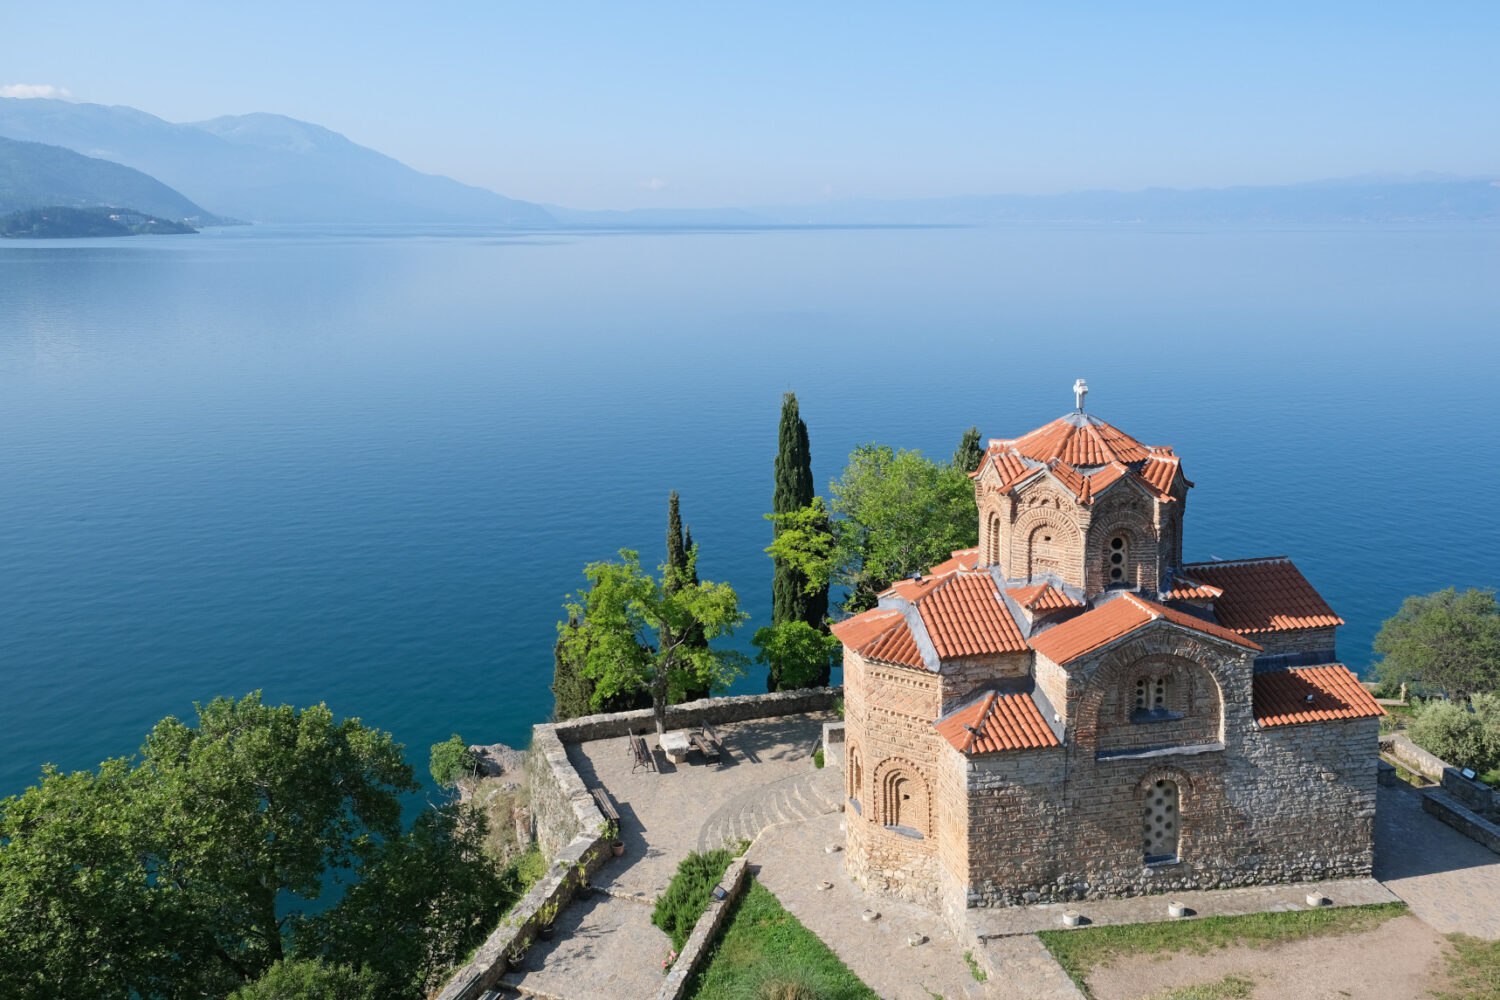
[1, 221, 1496, 798]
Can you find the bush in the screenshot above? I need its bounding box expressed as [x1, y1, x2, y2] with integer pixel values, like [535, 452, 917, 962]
[652, 848, 735, 949]
[813, 747, 825, 769]
[229, 959, 381, 1000]
[1407, 698, 1499, 772]
[429, 734, 479, 788]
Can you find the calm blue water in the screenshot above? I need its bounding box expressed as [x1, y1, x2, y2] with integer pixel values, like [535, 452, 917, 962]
[1, 222, 1496, 798]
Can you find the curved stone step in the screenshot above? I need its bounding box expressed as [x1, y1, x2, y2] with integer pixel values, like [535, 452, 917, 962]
[696, 767, 842, 851]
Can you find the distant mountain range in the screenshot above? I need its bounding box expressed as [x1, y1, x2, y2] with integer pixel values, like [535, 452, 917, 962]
[1, 97, 1495, 228]
[0, 135, 223, 223]
[0, 98, 553, 226]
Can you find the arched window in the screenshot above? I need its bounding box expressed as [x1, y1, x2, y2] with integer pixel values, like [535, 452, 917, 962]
[1132, 673, 1179, 722]
[875, 760, 930, 839]
[1142, 779, 1180, 864]
[848, 744, 863, 813]
[1108, 535, 1129, 585]
[986, 512, 1002, 566]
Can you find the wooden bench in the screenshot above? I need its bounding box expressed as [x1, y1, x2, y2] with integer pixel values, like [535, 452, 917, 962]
[628, 732, 654, 773]
[690, 730, 720, 761]
[590, 786, 620, 824]
[700, 721, 723, 756]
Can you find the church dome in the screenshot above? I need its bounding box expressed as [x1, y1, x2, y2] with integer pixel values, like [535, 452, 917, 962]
[1011, 412, 1152, 467]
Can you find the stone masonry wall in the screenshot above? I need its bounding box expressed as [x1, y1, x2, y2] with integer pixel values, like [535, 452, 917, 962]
[940, 653, 1031, 715]
[547, 686, 842, 744]
[1249, 626, 1337, 658]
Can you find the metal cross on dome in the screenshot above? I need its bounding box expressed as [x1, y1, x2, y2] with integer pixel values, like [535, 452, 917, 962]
[1073, 378, 1089, 412]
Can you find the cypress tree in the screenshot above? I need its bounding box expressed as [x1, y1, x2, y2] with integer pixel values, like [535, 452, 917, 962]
[771, 392, 829, 689]
[954, 425, 984, 474]
[667, 492, 711, 701]
[551, 616, 595, 721]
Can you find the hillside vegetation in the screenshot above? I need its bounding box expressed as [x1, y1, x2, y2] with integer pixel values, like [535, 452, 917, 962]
[0, 135, 223, 223]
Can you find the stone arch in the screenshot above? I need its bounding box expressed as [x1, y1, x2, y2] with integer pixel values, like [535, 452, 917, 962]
[983, 507, 1004, 567]
[1074, 645, 1228, 753]
[847, 742, 864, 807]
[872, 756, 931, 838]
[1009, 505, 1082, 585]
[1089, 506, 1156, 591]
[1135, 765, 1196, 863]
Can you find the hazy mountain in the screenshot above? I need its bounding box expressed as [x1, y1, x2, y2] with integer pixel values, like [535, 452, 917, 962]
[0, 98, 553, 226]
[0, 135, 223, 223]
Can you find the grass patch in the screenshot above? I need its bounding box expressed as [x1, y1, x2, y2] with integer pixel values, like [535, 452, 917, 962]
[1480, 768, 1500, 789]
[684, 879, 879, 1000]
[1037, 902, 1408, 997]
[963, 949, 987, 982]
[1143, 974, 1254, 1000]
[1436, 933, 1500, 999]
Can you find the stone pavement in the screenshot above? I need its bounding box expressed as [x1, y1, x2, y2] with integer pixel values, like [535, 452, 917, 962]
[752, 810, 1082, 1000]
[1375, 781, 1500, 939]
[501, 890, 667, 1000]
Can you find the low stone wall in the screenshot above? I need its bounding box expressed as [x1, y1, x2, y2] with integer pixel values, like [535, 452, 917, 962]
[549, 686, 843, 744]
[1423, 790, 1500, 856]
[822, 720, 846, 769]
[1379, 733, 1448, 783]
[435, 831, 612, 1000]
[655, 857, 752, 1000]
[529, 725, 607, 858]
[1441, 766, 1499, 819]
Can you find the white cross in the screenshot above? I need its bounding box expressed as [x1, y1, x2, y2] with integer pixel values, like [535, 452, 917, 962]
[1073, 378, 1089, 412]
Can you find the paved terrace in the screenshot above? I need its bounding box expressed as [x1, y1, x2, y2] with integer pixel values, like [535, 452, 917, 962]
[497, 714, 1500, 1000]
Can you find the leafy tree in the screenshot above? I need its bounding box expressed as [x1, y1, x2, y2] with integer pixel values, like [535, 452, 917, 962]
[753, 620, 841, 690]
[296, 802, 506, 997]
[772, 393, 828, 648]
[558, 549, 749, 737]
[551, 615, 651, 720]
[953, 425, 984, 474]
[1373, 588, 1500, 699]
[767, 444, 978, 615]
[0, 694, 491, 1000]
[429, 734, 479, 788]
[668, 491, 711, 702]
[229, 960, 382, 1000]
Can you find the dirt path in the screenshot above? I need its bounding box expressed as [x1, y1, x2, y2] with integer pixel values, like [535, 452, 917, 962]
[1083, 915, 1450, 1000]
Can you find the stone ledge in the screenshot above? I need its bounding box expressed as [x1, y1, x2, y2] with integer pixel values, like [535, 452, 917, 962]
[1423, 789, 1500, 856]
[1379, 733, 1448, 783]
[656, 856, 752, 1000]
[543, 687, 843, 745]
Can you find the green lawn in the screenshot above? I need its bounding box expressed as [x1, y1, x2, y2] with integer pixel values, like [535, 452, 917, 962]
[1037, 902, 1409, 997]
[684, 879, 879, 1000]
[1437, 933, 1500, 1000]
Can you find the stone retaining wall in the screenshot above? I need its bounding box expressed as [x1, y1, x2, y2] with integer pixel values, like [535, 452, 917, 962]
[1441, 766, 1500, 819]
[1379, 733, 1448, 783]
[548, 686, 842, 744]
[1423, 791, 1500, 855]
[655, 857, 751, 1000]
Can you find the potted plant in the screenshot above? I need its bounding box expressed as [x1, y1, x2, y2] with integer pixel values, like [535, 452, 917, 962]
[575, 862, 593, 898]
[607, 820, 624, 857]
[535, 898, 560, 941]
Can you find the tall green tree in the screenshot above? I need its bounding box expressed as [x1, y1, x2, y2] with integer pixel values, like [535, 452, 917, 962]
[1374, 587, 1500, 700]
[752, 620, 842, 691]
[558, 549, 749, 737]
[771, 393, 829, 687]
[667, 491, 711, 701]
[767, 443, 978, 615]
[954, 425, 984, 474]
[0, 694, 497, 1000]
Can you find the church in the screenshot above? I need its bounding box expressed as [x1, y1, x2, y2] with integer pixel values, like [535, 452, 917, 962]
[830, 382, 1383, 917]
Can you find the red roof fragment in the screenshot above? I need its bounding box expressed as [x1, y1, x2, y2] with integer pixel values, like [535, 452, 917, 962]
[935, 691, 1060, 754]
[1029, 594, 1260, 665]
[1253, 664, 1384, 727]
[1182, 557, 1343, 634]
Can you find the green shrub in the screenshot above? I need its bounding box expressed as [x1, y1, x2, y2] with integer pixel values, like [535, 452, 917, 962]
[429, 734, 479, 788]
[229, 959, 382, 1000]
[652, 848, 735, 949]
[813, 747, 825, 769]
[1407, 698, 1498, 772]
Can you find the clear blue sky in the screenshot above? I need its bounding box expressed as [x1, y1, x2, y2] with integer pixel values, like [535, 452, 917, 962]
[5, 2, 1497, 209]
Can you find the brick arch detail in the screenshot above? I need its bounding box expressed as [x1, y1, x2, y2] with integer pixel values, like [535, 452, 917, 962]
[871, 755, 932, 838]
[1009, 505, 1083, 585]
[1073, 647, 1228, 752]
[1089, 506, 1157, 590]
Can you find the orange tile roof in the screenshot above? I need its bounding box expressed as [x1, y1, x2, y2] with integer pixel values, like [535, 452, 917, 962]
[1007, 583, 1086, 613]
[935, 691, 1060, 754]
[927, 548, 980, 576]
[1253, 664, 1385, 727]
[1013, 413, 1153, 466]
[1029, 594, 1260, 665]
[1181, 557, 1344, 634]
[1161, 573, 1224, 602]
[973, 414, 1182, 506]
[830, 610, 925, 669]
[919, 573, 1029, 658]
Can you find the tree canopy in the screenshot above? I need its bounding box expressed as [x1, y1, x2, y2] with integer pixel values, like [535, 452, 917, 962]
[0, 694, 503, 1000]
[1373, 587, 1500, 699]
[953, 425, 984, 474]
[558, 548, 748, 736]
[752, 620, 842, 691]
[429, 734, 479, 788]
[767, 443, 978, 614]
